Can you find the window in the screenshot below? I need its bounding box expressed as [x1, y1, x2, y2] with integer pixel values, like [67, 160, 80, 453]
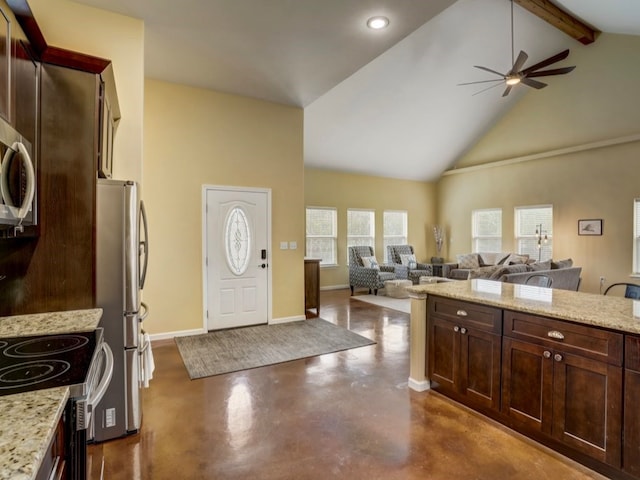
[634, 199, 640, 274]
[305, 207, 337, 266]
[383, 210, 408, 263]
[472, 209, 502, 252]
[515, 205, 553, 261]
[347, 209, 375, 262]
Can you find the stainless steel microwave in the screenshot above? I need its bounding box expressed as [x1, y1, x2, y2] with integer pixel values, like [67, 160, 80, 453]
[0, 118, 36, 233]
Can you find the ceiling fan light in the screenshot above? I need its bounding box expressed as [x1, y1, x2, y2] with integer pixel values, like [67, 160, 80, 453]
[506, 77, 521, 86]
[367, 16, 389, 30]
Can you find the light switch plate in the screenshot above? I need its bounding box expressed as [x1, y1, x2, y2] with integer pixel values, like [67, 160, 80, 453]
[289, 241, 297, 250]
[280, 242, 288, 250]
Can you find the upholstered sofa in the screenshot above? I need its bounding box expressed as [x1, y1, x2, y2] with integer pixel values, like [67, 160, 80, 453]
[447, 252, 514, 280]
[348, 246, 396, 295]
[455, 255, 581, 291]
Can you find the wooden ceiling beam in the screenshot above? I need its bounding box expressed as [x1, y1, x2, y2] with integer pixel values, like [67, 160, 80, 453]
[514, 0, 599, 45]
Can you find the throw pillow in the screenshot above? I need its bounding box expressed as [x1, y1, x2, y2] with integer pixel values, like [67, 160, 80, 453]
[551, 258, 573, 269]
[504, 253, 529, 265]
[456, 253, 480, 269]
[400, 254, 417, 269]
[361, 256, 380, 270]
[489, 264, 529, 280]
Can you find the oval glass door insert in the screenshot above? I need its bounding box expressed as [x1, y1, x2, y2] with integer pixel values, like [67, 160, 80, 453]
[224, 206, 251, 275]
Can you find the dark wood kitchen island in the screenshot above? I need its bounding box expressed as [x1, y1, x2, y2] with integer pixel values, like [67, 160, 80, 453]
[407, 279, 640, 480]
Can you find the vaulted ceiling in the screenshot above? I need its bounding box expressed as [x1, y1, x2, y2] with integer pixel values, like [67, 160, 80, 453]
[72, 0, 640, 181]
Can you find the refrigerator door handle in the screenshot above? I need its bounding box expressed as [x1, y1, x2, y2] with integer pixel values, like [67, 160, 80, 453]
[139, 200, 149, 290]
[139, 301, 149, 322]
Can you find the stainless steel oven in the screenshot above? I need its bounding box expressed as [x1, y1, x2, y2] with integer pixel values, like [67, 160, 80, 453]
[0, 117, 36, 234]
[0, 328, 113, 480]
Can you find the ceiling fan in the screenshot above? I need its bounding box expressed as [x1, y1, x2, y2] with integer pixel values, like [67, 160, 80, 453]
[459, 0, 576, 97]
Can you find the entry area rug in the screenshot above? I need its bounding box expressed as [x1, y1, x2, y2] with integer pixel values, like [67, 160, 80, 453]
[175, 318, 376, 380]
[351, 294, 411, 314]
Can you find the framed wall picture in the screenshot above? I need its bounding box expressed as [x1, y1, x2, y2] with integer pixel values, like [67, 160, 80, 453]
[578, 219, 603, 236]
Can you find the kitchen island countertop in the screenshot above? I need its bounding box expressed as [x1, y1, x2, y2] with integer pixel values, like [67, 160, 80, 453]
[407, 279, 640, 334]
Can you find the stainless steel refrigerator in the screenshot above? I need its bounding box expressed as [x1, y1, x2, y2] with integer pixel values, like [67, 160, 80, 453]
[93, 179, 149, 442]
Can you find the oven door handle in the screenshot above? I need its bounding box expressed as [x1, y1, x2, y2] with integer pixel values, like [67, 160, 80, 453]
[88, 342, 114, 409]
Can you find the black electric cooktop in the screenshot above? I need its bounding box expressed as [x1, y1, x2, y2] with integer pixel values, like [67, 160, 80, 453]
[0, 331, 97, 397]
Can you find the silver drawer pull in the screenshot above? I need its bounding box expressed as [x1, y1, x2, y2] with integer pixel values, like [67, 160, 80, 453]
[547, 330, 565, 340]
[456, 310, 468, 317]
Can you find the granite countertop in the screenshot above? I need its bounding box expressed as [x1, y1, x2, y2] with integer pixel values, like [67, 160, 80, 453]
[0, 308, 103, 479]
[0, 308, 102, 338]
[408, 279, 640, 335]
[0, 387, 69, 480]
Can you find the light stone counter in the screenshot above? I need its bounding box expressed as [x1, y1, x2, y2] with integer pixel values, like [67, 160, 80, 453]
[408, 279, 640, 334]
[0, 387, 69, 480]
[0, 308, 102, 338]
[406, 279, 640, 392]
[0, 308, 102, 479]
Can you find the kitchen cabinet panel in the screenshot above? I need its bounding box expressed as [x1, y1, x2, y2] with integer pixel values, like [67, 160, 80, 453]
[304, 258, 320, 317]
[502, 315, 622, 467]
[428, 297, 502, 410]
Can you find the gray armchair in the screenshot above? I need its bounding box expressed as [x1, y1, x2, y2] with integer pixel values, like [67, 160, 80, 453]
[387, 245, 432, 284]
[348, 246, 396, 295]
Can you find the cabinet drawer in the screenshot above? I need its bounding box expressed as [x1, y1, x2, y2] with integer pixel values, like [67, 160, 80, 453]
[428, 296, 501, 334]
[504, 310, 623, 366]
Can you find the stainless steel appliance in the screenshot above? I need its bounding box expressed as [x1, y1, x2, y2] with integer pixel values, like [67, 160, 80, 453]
[0, 117, 36, 234]
[93, 179, 149, 442]
[0, 329, 114, 480]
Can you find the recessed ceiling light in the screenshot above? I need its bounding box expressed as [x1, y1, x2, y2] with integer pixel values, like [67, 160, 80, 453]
[367, 16, 389, 30]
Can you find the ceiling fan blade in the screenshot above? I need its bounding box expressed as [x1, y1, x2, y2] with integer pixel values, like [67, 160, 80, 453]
[527, 66, 576, 78]
[521, 77, 547, 89]
[474, 65, 506, 77]
[502, 85, 513, 97]
[509, 50, 528, 74]
[520, 49, 570, 75]
[472, 82, 506, 96]
[458, 79, 505, 86]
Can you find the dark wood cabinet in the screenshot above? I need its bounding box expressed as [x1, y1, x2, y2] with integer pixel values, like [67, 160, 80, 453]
[624, 335, 640, 476]
[501, 310, 623, 467]
[428, 297, 502, 410]
[304, 258, 320, 317]
[35, 411, 66, 480]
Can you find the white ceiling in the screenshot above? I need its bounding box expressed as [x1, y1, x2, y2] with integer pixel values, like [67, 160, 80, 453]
[72, 0, 640, 181]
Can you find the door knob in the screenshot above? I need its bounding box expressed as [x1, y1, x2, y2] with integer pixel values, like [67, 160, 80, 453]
[453, 326, 460, 332]
[554, 353, 563, 362]
[543, 350, 551, 359]
[460, 327, 467, 335]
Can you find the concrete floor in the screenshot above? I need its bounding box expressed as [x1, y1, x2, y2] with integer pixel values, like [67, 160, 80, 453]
[88, 289, 606, 479]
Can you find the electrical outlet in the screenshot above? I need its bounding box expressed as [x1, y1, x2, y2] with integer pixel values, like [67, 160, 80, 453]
[599, 276, 606, 286]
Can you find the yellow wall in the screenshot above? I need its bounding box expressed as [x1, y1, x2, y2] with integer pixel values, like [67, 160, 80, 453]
[304, 168, 437, 288]
[439, 34, 640, 294]
[144, 79, 304, 335]
[29, 0, 144, 183]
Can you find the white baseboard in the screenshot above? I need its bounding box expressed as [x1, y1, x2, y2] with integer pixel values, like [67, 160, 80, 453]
[408, 378, 431, 392]
[270, 315, 306, 325]
[149, 328, 206, 342]
[320, 284, 349, 291]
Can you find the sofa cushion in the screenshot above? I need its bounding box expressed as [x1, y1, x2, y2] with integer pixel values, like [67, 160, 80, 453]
[468, 265, 502, 279]
[551, 258, 573, 269]
[529, 260, 552, 271]
[361, 256, 380, 270]
[456, 253, 480, 269]
[489, 264, 529, 279]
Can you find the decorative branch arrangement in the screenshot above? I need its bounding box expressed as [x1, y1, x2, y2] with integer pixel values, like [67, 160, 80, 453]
[433, 225, 444, 256]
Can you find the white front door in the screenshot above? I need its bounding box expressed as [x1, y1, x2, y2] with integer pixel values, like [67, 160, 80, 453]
[204, 186, 271, 330]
